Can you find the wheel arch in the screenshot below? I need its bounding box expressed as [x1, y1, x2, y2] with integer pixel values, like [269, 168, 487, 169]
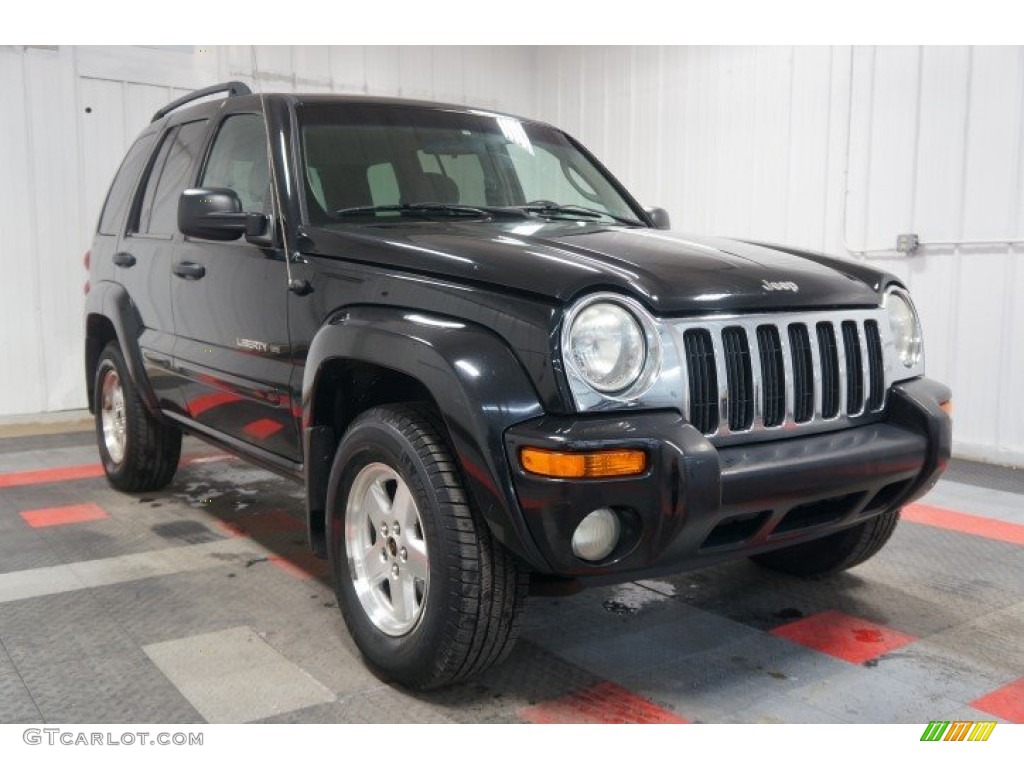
[84, 281, 159, 415]
[302, 306, 550, 571]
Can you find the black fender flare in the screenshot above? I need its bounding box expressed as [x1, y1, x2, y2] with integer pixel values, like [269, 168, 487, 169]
[84, 281, 160, 414]
[301, 306, 552, 572]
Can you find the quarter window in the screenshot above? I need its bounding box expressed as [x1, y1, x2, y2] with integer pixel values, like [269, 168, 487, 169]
[98, 133, 158, 235]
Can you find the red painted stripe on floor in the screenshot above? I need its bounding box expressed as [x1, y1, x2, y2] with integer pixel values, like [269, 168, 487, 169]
[213, 520, 246, 538]
[0, 453, 232, 489]
[971, 678, 1024, 723]
[519, 682, 688, 724]
[20, 502, 109, 528]
[221, 509, 304, 536]
[0, 463, 105, 488]
[904, 503, 1024, 546]
[770, 610, 917, 665]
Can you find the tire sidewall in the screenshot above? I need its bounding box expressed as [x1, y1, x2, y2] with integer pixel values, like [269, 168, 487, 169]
[93, 349, 130, 481]
[327, 413, 458, 686]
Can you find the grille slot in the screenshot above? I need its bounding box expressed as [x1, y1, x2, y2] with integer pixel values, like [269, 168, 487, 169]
[842, 320, 864, 414]
[722, 327, 754, 431]
[817, 322, 840, 418]
[865, 320, 885, 411]
[684, 329, 719, 435]
[789, 324, 814, 423]
[757, 325, 785, 427]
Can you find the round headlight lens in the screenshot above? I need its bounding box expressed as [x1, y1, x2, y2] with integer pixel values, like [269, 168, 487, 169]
[885, 289, 922, 369]
[568, 302, 646, 393]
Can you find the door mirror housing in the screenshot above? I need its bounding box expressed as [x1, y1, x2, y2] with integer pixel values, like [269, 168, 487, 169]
[645, 206, 671, 230]
[179, 188, 269, 242]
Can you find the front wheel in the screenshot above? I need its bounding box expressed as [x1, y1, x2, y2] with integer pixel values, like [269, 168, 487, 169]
[327, 404, 528, 690]
[750, 508, 900, 576]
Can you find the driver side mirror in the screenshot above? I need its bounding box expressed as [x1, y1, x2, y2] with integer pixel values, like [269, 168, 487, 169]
[178, 188, 269, 242]
[645, 206, 671, 230]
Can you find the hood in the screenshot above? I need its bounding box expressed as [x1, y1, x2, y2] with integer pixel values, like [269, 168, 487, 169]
[299, 220, 883, 314]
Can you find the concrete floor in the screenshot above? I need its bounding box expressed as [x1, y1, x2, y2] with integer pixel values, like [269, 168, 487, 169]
[0, 425, 1021, 724]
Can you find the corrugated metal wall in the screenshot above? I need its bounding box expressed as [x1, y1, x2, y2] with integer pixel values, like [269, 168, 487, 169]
[534, 45, 1024, 464]
[1, 45, 1021, 463]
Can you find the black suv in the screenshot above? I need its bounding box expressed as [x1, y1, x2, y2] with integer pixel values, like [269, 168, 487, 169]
[85, 82, 952, 689]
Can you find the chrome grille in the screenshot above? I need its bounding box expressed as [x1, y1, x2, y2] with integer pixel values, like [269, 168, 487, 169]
[667, 308, 893, 440]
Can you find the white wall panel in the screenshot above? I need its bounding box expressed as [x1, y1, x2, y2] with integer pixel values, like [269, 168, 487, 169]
[532, 45, 1024, 464]
[0, 49, 46, 415]
[0, 45, 536, 419]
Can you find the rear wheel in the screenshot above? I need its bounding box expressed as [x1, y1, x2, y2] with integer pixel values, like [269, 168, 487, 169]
[750, 508, 900, 576]
[93, 342, 181, 492]
[328, 404, 528, 690]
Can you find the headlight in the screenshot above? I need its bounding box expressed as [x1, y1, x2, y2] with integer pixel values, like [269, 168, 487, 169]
[884, 287, 923, 369]
[567, 300, 648, 394]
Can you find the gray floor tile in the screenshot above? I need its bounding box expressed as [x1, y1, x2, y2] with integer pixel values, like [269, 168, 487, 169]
[16, 648, 202, 723]
[0, 642, 41, 723]
[143, 626, 335, 723]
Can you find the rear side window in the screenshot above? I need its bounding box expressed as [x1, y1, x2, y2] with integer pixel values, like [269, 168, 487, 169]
[133, 120, 208, 237]
[97, 133, 158, 235]
[201, 114, 271, 214]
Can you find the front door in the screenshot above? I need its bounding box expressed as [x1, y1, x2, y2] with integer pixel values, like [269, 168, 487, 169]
[171, 111, 300, 462]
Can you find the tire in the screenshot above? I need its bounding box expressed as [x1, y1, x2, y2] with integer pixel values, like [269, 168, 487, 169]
[750, 508, 900, 576]
[93, 342, 181, 492]
[327, 403, 528, 690]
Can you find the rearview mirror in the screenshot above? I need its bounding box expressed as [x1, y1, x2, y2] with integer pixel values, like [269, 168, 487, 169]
[178, 188, 268, 242]
[645, 206, 671, 230]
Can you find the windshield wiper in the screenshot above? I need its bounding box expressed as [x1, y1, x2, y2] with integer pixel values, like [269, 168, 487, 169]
[513, 203, 644, 227]
[333, 203, 527, 219]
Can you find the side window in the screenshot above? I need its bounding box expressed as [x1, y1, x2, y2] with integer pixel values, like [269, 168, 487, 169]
[201, 114, 271, 214]
[134, 120, 208, 236]
[98, 133, 158, 235]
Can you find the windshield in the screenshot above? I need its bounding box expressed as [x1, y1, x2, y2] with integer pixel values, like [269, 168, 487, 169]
[297, 103, 644, 226]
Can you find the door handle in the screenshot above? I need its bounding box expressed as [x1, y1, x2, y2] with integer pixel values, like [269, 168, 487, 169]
[172, 261, 206, 280]
[112, 252, 136, 268]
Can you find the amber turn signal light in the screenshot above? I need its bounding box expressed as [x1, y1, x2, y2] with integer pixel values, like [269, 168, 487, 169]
[940, 400, 953, 415]
[520, 447, 647, 478]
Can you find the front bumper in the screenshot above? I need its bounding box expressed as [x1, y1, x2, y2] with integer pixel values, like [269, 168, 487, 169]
[504, 377, 951, 580]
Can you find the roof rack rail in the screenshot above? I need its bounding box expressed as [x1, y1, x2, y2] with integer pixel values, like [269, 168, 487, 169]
[151, 81, 252, 123]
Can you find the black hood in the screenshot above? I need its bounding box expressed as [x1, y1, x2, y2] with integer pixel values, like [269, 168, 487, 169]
[299, 221, 885, 314]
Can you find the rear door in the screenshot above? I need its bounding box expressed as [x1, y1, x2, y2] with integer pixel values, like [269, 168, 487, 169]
[170, 111, 299, 461]
[117, 119, 209, 411]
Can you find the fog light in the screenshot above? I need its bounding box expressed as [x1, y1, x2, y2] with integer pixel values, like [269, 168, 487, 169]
[571, 508, 621, 562]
